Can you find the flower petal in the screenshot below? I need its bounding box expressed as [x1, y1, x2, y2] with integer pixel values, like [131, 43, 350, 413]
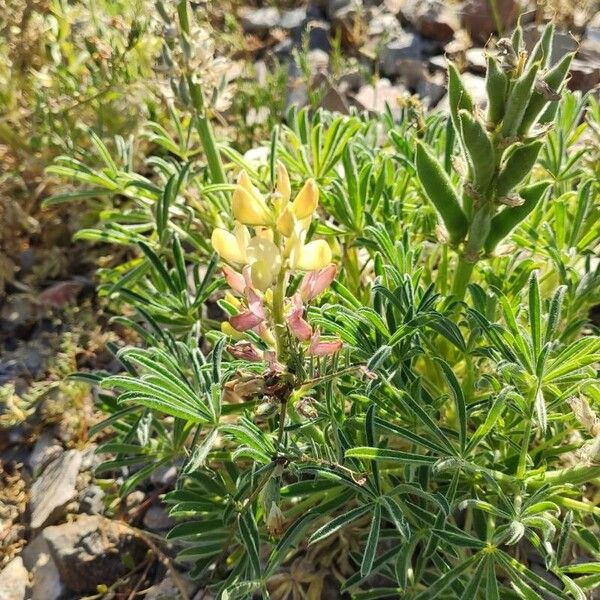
[286, 294, 312, 341]
[232, 186, 273, 226]
[308, 328, 343, 356]
[212, 229, 246, 264]
[222, 265, 246, 294]
[295, 239, 332, 271]
[292, 178, 319, 220]
[227, 341, 263, 361]
[276, 161, 291, 205]
[300, 264, 337, 301]
[230, 310, 264, 332]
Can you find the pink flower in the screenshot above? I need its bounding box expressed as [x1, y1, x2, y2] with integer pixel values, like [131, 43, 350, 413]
[286, 294, 312, 341]
[230, 287, 266, 332]
[222, 265, 246, 294]
[300, 264, 337, 302]
[227, 341, 263, 361]
[264, 350, 285, 374]
[308, 328, 343, 356]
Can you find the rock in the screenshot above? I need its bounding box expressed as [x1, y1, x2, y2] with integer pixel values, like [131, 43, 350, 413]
[239, 7, 280, 35]
[27, 432, 62, 476]
[338, 69, 365, 93]
[279, 8, 306, 30]
[21, 536, 65, 600]
[124, 490, 146, 509]
[327, 0, 362, 21]
[412, 0, 459, 43]
[320, 85, 350, 113]
[43, 514, 146, 593]
[429, 54, 448, 71]
[379, 32, 433, 76]
[143, 504, 176, 532]
[0, 557, 28, 600]
[438, 71, 487, 111]
[367, 10, 402, 37]
[29, 449, 82, 530]
[568, 58, 600, 92]
[460, 0, 521, 43]
[354, 79, 408, 115]
[151, 463, 178, 488]
[79, 484, 105, 515]
[417, 72, 447, 108]
[307, 19, 331, 52]
[145, 574, 195, 600]
[465, 47, 487, 73]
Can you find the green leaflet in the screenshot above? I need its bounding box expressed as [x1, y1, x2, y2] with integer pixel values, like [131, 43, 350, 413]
[415, 142, 468, 244]
[484, 181, 550, 252]
[495, 140, 543, 199]
[485, 55, 508, 126]
[448, 61, 474, 131]
[458, 109, 495, 195]
[501, 64, 540, 138]
[527, 22, 555, 69]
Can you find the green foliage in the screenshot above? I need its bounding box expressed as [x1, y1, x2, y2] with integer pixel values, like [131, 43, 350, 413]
[37, 7, 600, 598]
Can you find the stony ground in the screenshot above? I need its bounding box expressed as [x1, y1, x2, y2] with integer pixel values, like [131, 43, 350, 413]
[0, 1, 599, 599]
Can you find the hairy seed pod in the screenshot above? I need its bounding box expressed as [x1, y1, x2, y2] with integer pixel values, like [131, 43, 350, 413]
[511, 21, 523, 54]
[484, 181, 550, 252]
[495, 140, 543, 199]
[501, 64, 540, 138]
[518, 53, 574, 134]
[415, 142, 469, 244]
[458, 109, 495, 195]
[448, 62, 474, 133]
[527, 22, 555, 69]
[485, 55, 508, 126]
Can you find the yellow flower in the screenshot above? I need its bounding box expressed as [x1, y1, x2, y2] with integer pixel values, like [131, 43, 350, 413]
[232, 170, 273, 226]
[221, 321, 244, 339]
[276, 205, 295, 238]
[276, 161, 291, 206]
[211, 223, 250, 264]
[246, 237, 282, 291]
[291, 178, 318, 220]
[294, 239, 332, 271]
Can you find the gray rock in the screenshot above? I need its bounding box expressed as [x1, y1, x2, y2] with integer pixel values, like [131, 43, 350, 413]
[43, 514, 146, 593]
[354, 80, 408, 115]
[124, 490, 146, 509]
[143, 504, 177, 532]
[150, 463, 178, 488]
[79, 484, 105, 515]
[307, 19, 331, 52]
[367, 10, 402, 37]
[465, 48, 487, 74]
[522, 24, 577, 64]
[568, 58, 600, 92]
[239, 7, 280, 35]
[145, 574, 195, 600]
[460, 0, 520, 43]
[380, 32, 432, 76]
[21, 536, 64, 600]
[279, 8, 306, 30]
[0, 557, 28, 600]
[417, 72, 447, 108]
[412, 0, 459, 43]
[429, 54, 448, 71]
[27, 432, 62, 476]
[438, 71, 487, 112]
[29, 449, 82, 530]
[320, 85, 350, 114]
[327, 0, 362, 22]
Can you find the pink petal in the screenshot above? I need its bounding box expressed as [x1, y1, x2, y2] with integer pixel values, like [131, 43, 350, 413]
[230, 310, 264, 332]
[286, 294, 312, 341]
[308, 328, 343, 356]
[264, 350, 285, 374]
[222, 265, 246, 294]
[246, 287, 266, 320]
[227, 341, 263, 361]
[300, 264, 337, 302]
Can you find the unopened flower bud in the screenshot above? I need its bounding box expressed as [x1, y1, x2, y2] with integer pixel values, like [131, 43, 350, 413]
[291, 179, 319, 220]
[266, 501, 286, 536]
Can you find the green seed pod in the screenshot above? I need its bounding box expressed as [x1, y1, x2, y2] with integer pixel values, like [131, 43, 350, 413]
[518, 52, 574, 134]
[415, 142, 469, 244]
[458, 109, 495, 195]
[448, 62, 474, 132]
[501, 64, 540, 139]
[527, 22, 555, 68]
[511, 20, 523, 53]
[485, 55, 508, 126]
[484, 181, 550, 252]
[495, 141, 543, 199]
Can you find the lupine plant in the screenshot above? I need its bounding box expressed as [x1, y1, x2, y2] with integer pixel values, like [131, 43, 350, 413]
[49, 8, 600, 599]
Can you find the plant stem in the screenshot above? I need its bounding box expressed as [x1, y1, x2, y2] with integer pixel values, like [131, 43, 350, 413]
[452, 255, 475, 301]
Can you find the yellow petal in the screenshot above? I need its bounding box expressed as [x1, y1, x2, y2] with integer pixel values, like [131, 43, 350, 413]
[276, 161, 291, 204]
[295, 239, 332, 271]
[238, 169, 263, 204]
[232, 186, 273, 226]
[212, 229, 246, 264]
[221, 321, 244, 340]
[250, 261, 277, 291]
[276, 205, 295, 237]
[255, 226, 274, 242]
[234, 222, 251, 250]
[247, 237, 281, 290]
[291, 179, 318, 220]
